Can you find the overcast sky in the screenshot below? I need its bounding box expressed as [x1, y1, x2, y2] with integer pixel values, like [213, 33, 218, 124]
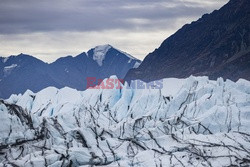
[0, 0, 228, 62]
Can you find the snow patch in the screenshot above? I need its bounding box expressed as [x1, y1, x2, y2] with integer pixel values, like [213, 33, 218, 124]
[93, 44, 111, 66]
[4, 64, 17, 70]
[64, 68, 69, 73]
[133, 61, 141, 68]
[114, 48, 137, 60]
[4, 64, 18, 76]
[2, 57, 9, 63]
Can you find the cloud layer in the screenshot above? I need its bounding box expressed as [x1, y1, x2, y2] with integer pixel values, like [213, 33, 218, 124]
[0, 0, 228, 62]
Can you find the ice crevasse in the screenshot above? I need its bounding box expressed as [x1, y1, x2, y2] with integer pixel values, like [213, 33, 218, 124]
[0, 76, 250, 166]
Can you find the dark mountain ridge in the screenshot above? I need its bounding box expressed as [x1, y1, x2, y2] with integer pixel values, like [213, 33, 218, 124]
[125, 0, 250, 82]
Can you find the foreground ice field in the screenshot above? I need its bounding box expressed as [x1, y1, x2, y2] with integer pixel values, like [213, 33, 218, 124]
[1, 76, 250, 166]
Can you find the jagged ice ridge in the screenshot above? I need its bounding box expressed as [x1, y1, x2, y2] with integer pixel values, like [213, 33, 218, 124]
[0, 76, 250, 166]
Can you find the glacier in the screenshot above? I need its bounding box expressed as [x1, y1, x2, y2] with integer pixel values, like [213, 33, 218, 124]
[0, 76, 250, 166]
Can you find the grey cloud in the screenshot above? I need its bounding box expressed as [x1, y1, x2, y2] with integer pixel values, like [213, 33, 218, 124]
[0, 0, 227, 34]
[0, 0, 228, 62]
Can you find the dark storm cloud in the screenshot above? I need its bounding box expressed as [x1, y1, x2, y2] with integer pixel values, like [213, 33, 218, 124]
[0, 0, 222, 34]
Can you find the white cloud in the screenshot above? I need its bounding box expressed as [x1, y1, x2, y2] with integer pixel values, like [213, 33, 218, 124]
[0, 29, 177, 62]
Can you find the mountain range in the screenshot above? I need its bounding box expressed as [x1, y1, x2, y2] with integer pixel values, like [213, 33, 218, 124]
[0, 45, 141, 98]
[125, 0, 250, 83]
[1, 0, 249, 99]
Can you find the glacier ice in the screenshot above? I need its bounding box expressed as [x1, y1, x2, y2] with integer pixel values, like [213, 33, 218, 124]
[1, 76, 250, 166]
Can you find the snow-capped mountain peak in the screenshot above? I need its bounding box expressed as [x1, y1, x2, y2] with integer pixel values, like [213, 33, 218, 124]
[90, 44, 140, 66]
[92, 44, 112, 66]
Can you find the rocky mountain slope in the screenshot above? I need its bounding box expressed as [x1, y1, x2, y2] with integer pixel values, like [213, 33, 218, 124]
[0, 45, 141, 99]
[0, 76, 250, 166]
[125, 0, 250, 82]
